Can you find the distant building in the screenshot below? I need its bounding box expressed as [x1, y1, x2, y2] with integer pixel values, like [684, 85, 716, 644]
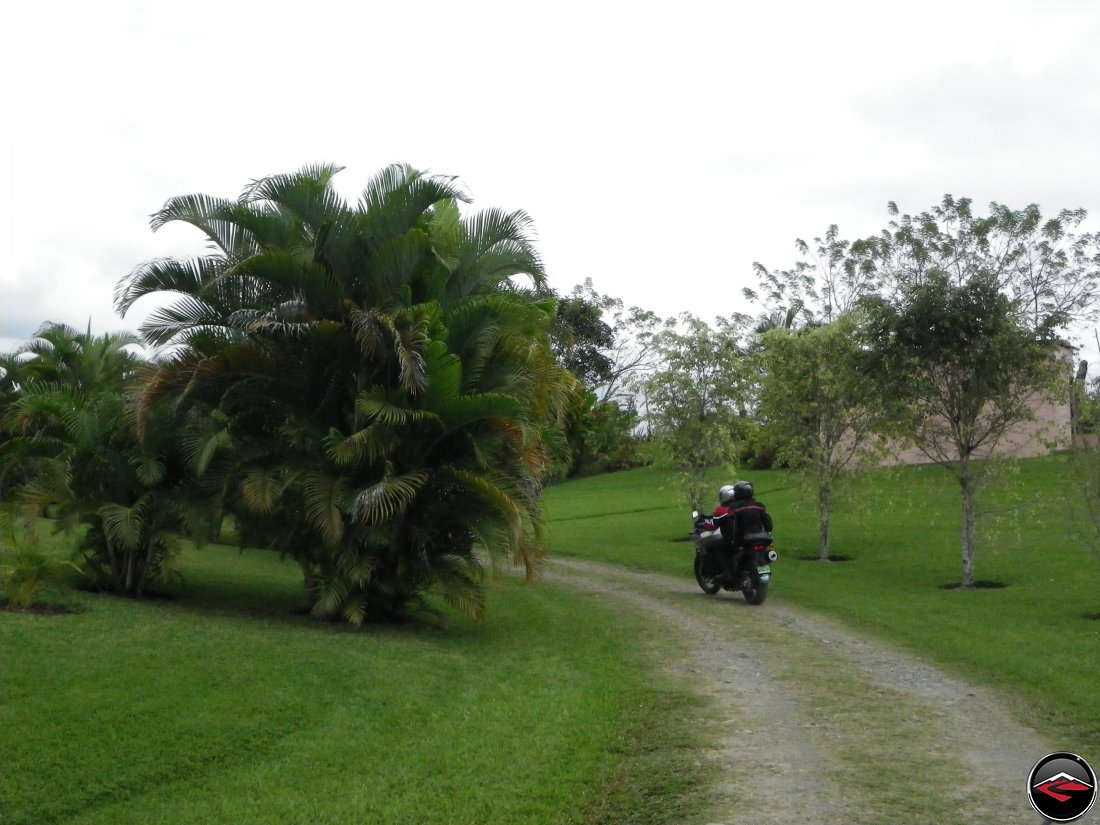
[883, 341, 1075, 466]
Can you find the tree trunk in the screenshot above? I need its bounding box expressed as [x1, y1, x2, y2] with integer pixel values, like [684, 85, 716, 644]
[136, 536, 154, 598]
[104, 532, 120, 590]
[125, 547, 136, 594]
[818, 480, 832, 560]
[960, 463, 977, 588]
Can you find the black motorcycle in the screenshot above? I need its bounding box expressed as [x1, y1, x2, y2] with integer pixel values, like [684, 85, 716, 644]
[691, 511, 777, 605]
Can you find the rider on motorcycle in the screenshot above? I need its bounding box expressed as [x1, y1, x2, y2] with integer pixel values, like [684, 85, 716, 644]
[717, 481, 773, 577]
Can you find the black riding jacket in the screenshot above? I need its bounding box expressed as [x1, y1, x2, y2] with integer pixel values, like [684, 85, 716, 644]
[718, 497, 773, 547]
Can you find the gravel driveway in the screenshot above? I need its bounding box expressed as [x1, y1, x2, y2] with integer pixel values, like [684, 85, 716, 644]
[548, 557, 1054, 825]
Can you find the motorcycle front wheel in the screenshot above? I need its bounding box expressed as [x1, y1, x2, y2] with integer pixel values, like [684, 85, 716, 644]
[741, 571, 768, 605]
[694, 555, 721, 595]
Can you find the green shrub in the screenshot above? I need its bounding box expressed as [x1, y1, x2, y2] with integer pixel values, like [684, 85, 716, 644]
[0, 547, 80, 610]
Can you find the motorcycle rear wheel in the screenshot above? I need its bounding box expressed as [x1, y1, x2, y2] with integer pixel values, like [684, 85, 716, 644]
[741, 573, 768, 605]
[694, 555, 721, 595]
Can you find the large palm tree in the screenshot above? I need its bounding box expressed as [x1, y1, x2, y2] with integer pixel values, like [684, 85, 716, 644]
[116, 164, 573, 622]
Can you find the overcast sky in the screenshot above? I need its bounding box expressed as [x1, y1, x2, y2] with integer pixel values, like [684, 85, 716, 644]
[4, 0, 1100, 360]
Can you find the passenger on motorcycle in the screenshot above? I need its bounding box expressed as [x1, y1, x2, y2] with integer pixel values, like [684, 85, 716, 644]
[695, 484, 736, 533]
[713, 484, 736, 519]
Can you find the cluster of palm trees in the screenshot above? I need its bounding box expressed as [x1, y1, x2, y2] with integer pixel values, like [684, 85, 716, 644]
[1, 164, 577, 622]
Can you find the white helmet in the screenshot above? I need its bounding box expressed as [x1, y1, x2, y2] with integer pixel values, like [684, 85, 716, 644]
[718, 484, 736, 505]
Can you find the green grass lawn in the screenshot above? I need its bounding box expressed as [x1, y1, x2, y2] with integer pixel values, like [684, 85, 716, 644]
[542, 455, 1100, 752]
[6, 452, 1100, 824]
[0, 537, 700, 825]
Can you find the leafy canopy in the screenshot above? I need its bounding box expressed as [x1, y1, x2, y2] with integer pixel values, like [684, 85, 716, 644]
[115, 163, 574, 623]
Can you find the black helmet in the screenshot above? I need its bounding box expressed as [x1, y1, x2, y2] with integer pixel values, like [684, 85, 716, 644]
[732, 481, 754, 501]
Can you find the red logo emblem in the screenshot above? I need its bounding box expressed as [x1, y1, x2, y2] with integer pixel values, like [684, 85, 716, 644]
[1035, 773, 1094, 803]
[1028, 754, 1097, 822]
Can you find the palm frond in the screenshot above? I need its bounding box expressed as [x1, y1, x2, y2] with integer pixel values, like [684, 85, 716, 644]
[4, 383, 82, 432]
[236, 313, 316, 340]
[355, 389, 440, 428]
[98, 497, 151, 553]
[304, 472, 347, 545]
[391, 312, 430, 393]
[138, 294, 235, 347]
[59, 400, 114, 447]
[359, 165, 471, 245]
[0, 433, 69, 466]
[427, 198, 464, 271]
[180, 413, 232, 477]
[240, 468, 288, 514]
[361, 228, 435, 301]
[420, 341, 463, 406]
[148, 193, 262, 259]
[341, 597, 368, 626]
[347, 305, 393, 361]
[434, 392, 522, 434]
[512, 531, 548, 581]
[115, 256, 230, 317]
[16, 460, 74, 524]
[324, 424, 394, 468]
[128, 353, 213, 438]
[436, 467, 522, 535]
[229, 251, 338, 309]
[352, 471, 429, 524]
[239, 164, 348, 233]
[310, 574, 351, 620]
[431, 467, 546, 579]
[130, 455, 166, 486]
[432, 554, 487, 622]
[447, 208, 545, 300]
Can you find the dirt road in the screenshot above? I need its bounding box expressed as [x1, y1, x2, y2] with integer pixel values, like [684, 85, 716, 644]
[548, 558, 1054, 825]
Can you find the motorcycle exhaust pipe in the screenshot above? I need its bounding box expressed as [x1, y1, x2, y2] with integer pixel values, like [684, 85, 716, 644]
[767, 549, 779, 562]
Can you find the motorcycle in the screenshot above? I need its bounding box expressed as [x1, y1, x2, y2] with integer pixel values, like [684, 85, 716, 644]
[691, 510, 777, 605]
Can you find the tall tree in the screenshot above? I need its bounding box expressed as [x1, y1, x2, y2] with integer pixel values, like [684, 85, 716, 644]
[644, 314, 751, 511]
[547, 278, 663, 405]
[544, 279, 652, 477]
[756, 313, 887, 559]
[750, 196, 1100, 341]
[115, 164, 573, 623]
[746, 224, 884, 330]
[880, 195, 1100, 336]
[546, 281, 615, 388]
[863, 273, 1063, 587]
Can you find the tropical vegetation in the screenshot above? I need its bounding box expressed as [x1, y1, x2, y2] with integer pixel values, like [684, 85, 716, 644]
[0, 322, 190, 597]
[4, 185, 1100, 611]
[107, 163, 577, 623]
